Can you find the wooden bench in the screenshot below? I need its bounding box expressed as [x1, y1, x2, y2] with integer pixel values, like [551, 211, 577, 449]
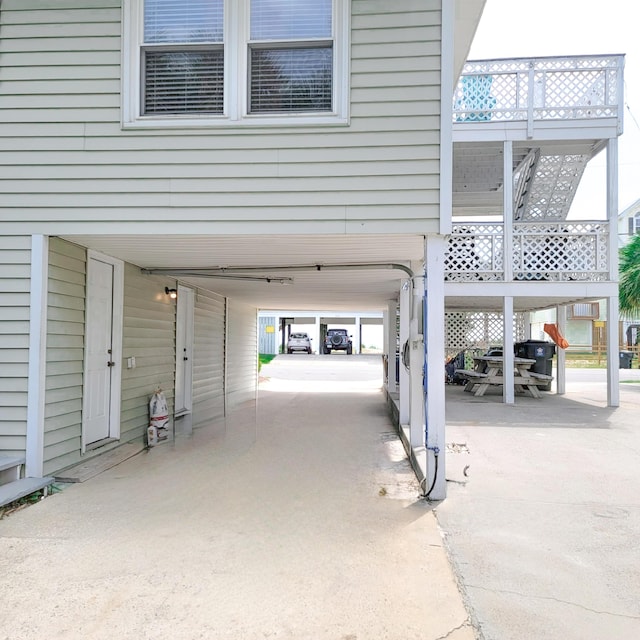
[455, 369, 489, 394]
[454, 369, 487, 379]
[528, 371, 553, 390]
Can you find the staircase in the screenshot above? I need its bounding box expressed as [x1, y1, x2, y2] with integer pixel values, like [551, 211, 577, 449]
[0, 456, 54, 509]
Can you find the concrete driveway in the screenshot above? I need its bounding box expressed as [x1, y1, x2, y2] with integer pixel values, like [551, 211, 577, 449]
[438, 367, 640, 640]
[0, 354, 474, 640]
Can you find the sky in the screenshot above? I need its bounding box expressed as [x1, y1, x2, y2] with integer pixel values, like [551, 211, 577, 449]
[468, 0, 640, 220]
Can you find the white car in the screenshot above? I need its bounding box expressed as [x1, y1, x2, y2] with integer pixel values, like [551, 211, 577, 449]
[287, 332, 312, 354]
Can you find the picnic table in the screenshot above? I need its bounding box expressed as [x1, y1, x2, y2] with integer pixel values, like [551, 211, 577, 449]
[455, 355, 553, 398]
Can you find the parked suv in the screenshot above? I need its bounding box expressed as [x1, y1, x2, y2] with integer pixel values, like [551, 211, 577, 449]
[323, 328, 353, 354]
[287, 332, 312, 354]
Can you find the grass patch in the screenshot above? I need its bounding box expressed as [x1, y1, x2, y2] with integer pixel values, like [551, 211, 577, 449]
[258, 353, 276, 372]
[0, 484, 62, 520]
[565, 352, 639, 369]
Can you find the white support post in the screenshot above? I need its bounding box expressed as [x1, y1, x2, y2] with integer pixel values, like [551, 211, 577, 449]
[409, 261, 425, 450]
[606, 296, 620, 407]
[399, 280, 410, 425]
[503, 296, 515, 404]
[26, 235, 49, 479]
[503, 141, 514, 282]
[386, 302, 397, 393]
[606, 138, 620, 408]
[556, 305, 567, 395]
[424, 236, 446, 499]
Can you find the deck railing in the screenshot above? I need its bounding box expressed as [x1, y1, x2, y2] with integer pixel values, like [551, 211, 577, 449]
[453, 55, 624, 131]
[445, 222, 610, 282]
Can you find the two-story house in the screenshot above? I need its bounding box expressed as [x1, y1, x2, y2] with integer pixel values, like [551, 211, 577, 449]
[0, 1, 624, 503]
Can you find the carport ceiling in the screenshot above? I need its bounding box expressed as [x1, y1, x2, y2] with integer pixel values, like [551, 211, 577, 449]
[61, 234, 426, 311]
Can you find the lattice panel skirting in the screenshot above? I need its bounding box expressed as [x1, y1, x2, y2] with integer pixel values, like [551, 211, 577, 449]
[445, 312, 526, 358]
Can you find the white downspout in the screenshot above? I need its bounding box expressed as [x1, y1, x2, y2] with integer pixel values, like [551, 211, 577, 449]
[424, 235, 446, 499]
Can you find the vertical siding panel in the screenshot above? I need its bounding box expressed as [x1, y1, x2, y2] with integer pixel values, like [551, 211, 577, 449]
[0, 236, 31, 456]
[259, 316, 277, 355]
[192, 290, 226, 428]
[226, 301, 258, 409]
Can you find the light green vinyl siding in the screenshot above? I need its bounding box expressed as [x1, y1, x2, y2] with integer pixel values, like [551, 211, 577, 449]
[0, 1, 442, 235]
[0, 237, 31, 456]
[121, 264, 176, 441]
[39, 243, 240, 474]
[193, 290, 226, 428]
[42, 238, 86, 474]
[226, 302, 258, 410]
[42, 241, 178, 475]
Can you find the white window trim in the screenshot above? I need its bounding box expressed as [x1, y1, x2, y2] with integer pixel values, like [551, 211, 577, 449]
[122, 0, 350, 128]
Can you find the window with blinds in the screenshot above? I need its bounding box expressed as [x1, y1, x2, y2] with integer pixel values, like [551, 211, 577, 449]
[142, 0, 225, 115]
[126, 0, 346, 125]
[249, 0, 333, 113]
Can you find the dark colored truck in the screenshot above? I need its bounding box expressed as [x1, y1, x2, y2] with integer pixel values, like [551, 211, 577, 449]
[323, 328, 353, 354]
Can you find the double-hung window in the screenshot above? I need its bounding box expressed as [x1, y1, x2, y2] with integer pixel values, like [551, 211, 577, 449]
[123, 0, 349, 127]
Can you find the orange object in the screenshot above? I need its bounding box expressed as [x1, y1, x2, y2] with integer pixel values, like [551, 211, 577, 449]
[544, 323, 569, 349]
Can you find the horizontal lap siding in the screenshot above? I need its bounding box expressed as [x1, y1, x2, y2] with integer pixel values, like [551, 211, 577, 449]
[42, 238, 86, 474]
[0, 237, 31, 456]
[193, 291, 226, 428]
[43, 241, 178, 475]
[226, 302, 258, 410]
[0, 1, 442, 232]
[121, 265, 175, 442]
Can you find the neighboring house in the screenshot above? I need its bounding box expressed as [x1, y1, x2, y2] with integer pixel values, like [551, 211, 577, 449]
[0, 1, 624, 501]
[617, 197, 640, 346]
[618, 197, 640, 246]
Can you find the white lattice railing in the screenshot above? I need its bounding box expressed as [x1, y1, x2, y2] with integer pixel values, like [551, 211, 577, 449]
[445, 222, 610, 282]
[453, 55, 624, 127]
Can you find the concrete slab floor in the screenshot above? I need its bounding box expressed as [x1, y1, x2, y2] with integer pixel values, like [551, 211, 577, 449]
[439, 368, 640, 640]
[0, 355, 475, 640]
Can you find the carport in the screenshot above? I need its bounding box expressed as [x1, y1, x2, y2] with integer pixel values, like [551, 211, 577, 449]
[56, 233, 446, 497]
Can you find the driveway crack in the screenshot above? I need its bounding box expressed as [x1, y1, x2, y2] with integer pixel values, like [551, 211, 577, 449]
[467, 584, 640, 620]
[434, 618, 474, 640]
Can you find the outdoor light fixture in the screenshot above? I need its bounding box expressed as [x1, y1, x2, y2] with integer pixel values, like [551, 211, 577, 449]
[165, 287, 178, 299]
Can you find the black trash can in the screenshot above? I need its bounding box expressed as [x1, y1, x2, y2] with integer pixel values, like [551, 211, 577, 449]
[619, 351, 634, 369]
[514, 340, 556, 390]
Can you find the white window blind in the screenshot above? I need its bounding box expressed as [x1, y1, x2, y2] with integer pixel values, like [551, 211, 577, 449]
[144, 0, 223, 42]
[249, 0, 333, 113]
[250, 0, 331, 40]
[143, 0, 224, 115]
[127, 0, 346, 124]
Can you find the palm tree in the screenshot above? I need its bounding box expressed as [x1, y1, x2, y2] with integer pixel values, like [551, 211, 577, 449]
[619, 233, 640, 319]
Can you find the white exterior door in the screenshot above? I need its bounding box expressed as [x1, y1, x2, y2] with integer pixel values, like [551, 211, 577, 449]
[83, 253, 123, 448]
[175, 285, 194, 414]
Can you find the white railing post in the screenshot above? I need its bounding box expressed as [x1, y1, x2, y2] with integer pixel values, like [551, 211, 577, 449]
[527, 61, 535, 138]
[504, 141, 514, 281]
